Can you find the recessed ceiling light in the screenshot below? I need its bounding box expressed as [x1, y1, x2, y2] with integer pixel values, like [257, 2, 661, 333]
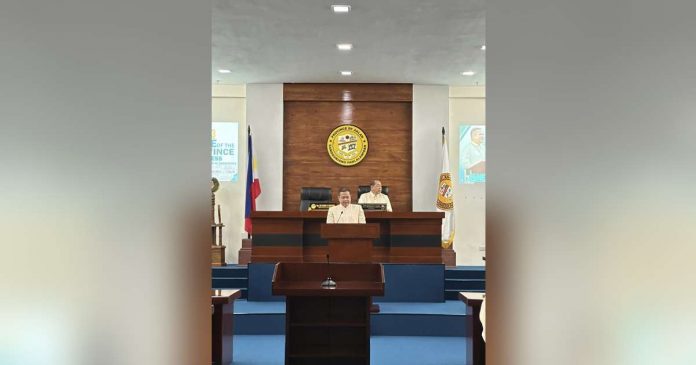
[340, 71, 352, 76]
[461, 71, 475, 76]
[481, 45, 486, 50]
[332, 4, 351, 13]
[218, 69, 231, 73]
[337, 43, 353, 51]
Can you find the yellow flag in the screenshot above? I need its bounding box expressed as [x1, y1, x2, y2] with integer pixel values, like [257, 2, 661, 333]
[436, 127, 455, 248]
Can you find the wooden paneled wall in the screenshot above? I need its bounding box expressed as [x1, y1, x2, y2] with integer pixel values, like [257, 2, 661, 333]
[283, 83, 413, 212]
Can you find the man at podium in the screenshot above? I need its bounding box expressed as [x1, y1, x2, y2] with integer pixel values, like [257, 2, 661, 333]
[358, 179, 392, 212]
[326, 187, 366, 224]
[461, 127, 486, 174]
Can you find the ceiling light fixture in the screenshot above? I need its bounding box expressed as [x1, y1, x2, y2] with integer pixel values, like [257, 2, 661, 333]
[337, 43, 353, 51]
[481, 45, 486, 50]
[461, 71, 475, 76]
[218, 69, 231, 73]
[340, 71, 352, 76]
[332, 5, 351, 13]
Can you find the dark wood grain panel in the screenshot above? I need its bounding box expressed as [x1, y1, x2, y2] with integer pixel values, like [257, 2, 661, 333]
[389, 256, 442, 264]
[304, 249, 443, 264]
[302, 246, 328, 262]
[254, 218, 303, 234]
[389, 247, 443, 263]
[284, 85, 412, 212]
[389, 221, 442, 235]
[251, 246, 303, 263]
[284, 83, 412, 102]
[251, 246, 303, 255]
[371, 247, 390, 263]
[251, 211, 443, 219]
[250, 212, 443, 264]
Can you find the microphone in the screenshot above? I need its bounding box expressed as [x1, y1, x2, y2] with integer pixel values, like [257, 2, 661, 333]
[336, 210, 344, 223]
[321, 253, 336, 288]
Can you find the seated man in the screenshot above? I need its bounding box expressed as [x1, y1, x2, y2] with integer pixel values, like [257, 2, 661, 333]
[358, 180, 392, 212]
[326, 187, 366, 224]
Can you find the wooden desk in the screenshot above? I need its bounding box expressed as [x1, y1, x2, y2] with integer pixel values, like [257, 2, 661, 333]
[250, 211, 444, 264]
[212, 289, 241, 365]
[459, 292, 485, 365]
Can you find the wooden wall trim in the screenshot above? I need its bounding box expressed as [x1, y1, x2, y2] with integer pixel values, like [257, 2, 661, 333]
[284, 83, 413, 102]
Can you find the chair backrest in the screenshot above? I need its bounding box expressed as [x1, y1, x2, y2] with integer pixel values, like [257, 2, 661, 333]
[357, 185, 389, 198]
[299, 187, 333, 211]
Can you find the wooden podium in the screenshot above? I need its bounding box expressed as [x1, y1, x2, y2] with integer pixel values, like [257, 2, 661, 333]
[469, 161, 486, 174]
[320, 223, 379, 263]
[272, 262, 385, 365]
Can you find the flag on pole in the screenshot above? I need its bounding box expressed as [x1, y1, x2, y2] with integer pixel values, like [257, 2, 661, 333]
[436, 127, 455, 248]
[244, 126, 261, 234]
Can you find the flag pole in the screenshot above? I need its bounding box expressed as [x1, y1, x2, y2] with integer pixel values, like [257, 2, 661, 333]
[248, 125, 251, 239]
[437, 125, 456, 266]
[247, 124, 252, 239]
[244, 124, 261, 239]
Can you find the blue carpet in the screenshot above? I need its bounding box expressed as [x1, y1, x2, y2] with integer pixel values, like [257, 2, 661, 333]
[233, 299, 468, 315]
[232, 335, 283, 365]
[213, 264, 486, 302]
[232, 299, 285, 314]
[233, 335, 470, 365]
[376, 301, 468, 315]
[233, 300, 470, 336]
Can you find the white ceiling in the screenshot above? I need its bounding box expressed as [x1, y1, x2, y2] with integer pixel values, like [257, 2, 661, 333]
[213, 0, 485, 86]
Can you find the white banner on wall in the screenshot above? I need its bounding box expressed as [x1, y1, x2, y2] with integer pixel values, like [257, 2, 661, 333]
[211, 122, 239, 182]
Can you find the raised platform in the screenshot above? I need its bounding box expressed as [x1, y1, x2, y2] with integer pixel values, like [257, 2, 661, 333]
[230, 299, 470, 336]
[212, 264, 485, 300]
[233, 335, 471, 365]
[214, 263, 485, 338]
[445, 265, 486, 300]
[212, 265, 248, 299]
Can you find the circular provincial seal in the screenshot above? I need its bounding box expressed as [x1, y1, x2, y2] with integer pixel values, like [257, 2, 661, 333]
[326, 124, 369, 166]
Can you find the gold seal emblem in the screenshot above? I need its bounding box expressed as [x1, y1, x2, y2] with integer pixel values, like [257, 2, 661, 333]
[326, 124, 369, 166]
[436, 173, 454, 210]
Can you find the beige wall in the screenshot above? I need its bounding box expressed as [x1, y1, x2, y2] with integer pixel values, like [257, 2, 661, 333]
[211, 84, 486, 266]
[212, 84, 246, 263]
[412, 85, 449, 212]
[450, 86, 486, 265]
[246, 84, 284, 211]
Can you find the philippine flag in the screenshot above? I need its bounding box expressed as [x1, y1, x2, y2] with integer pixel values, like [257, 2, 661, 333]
[244, 126, 261, 234]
